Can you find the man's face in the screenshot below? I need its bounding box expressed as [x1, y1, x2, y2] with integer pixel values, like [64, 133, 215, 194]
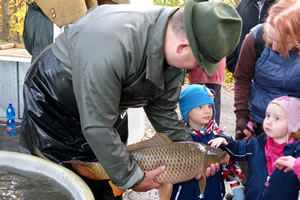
[164, 39, 199, 70]
[172, 46, 199, 70]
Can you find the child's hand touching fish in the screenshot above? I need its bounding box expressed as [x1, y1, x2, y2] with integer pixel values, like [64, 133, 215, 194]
[208, 137, 228, 148]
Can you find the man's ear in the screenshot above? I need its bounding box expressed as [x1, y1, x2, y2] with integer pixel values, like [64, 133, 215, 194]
[176, 39, 190, 53]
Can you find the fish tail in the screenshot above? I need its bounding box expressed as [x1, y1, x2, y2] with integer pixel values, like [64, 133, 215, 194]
[108, 181, 124, 197]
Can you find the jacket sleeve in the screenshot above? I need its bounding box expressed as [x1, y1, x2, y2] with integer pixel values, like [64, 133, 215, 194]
[234, 32, 257, 136]
[293, 158, 300, 180]
[292, 142, 300, 180]
[144, 86, 192, 142]
[225, 139, 253, 161]
[71, 33, 144, 190]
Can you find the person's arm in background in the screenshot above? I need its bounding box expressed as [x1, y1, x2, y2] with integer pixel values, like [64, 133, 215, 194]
[234, 33, 257, 140]
[226, 45, 239, 73]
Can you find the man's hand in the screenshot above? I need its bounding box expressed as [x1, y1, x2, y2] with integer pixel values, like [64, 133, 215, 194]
[132, 166, 165, 192]
[195, 163, 220, 180]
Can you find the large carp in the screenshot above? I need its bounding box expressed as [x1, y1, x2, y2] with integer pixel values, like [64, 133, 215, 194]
[66, 133, 229, 199]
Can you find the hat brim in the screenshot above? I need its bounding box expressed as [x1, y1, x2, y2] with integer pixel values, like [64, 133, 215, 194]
[184, 0, 221, 76]
[199, 55, 221, 76]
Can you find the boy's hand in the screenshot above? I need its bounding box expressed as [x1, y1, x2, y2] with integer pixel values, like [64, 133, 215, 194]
[274, 156, 296, 173]
[208, 137, 228, 148]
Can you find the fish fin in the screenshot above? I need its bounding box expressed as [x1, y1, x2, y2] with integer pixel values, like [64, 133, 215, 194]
[126, 132, 173, 151]
[199, 174, 206, 196]
[158, 184, 173, 200]
[66, 160, 109, 180]
[71, 162, 101, 180]
[108, 181, 124, 197]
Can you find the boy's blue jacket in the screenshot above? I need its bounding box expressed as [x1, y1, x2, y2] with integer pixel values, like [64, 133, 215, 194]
[170, 129, 231, 200]
[224, 133, 300, 200]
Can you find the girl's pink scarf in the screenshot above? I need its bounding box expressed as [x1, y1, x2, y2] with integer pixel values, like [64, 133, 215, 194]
[265, 137, 295, 175]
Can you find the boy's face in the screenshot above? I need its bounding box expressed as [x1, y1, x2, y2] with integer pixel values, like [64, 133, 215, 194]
[263, 103, 288, 144]
[187, 104, 213, 129]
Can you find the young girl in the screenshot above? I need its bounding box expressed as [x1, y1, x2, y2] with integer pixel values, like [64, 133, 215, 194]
[209, 96, 300, 200]
[171, 84, 244, 200]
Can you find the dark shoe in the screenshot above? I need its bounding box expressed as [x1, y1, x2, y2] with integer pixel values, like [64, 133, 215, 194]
[225, 193, 233, 200]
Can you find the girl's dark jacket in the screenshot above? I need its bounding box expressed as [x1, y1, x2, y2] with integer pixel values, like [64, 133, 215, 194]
[223, 134, 300, 200]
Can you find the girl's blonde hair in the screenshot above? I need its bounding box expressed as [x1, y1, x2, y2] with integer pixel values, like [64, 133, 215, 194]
[291, 129, 300, 140]
[264, 0, 300, 56]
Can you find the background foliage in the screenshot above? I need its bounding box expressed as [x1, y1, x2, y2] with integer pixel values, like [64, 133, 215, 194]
[0, 0, 31, 42]
[1, 0, 241, 42]
[153, 0, 240, 7]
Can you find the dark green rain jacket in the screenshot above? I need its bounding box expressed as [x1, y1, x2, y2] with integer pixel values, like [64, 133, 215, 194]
[49, 5, 191, 189]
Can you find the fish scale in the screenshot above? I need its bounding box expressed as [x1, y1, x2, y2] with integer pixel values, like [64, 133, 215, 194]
[131, 142, 215, 184]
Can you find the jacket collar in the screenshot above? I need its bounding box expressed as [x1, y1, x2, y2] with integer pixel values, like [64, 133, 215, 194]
[145, 7, 179, 90]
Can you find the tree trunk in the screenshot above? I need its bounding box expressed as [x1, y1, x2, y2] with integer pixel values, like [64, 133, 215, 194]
[14, 0, 21, 42]
[1, 0, 10, 41]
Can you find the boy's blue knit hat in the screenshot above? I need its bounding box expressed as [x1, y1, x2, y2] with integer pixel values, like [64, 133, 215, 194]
[179, 84, 216, 122]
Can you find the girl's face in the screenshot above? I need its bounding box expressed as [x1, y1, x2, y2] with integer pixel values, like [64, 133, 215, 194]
[187, 104, 213, 130]
[263, 103, 288, 144]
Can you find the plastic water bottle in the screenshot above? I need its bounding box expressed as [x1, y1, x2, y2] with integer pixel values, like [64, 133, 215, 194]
[6, 104, 15, 120]
[7, 120, 16, 136]
[6, 104, 16, 136]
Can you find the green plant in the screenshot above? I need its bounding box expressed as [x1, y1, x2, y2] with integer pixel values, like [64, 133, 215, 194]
[153, 0, 186, 7]
[10, 1, 26, 40]
[224, 68, 234, 84]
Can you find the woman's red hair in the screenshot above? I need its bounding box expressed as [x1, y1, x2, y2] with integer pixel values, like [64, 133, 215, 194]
[264, 0, 300, 56]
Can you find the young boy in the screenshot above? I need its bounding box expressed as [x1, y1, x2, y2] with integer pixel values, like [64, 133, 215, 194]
[170, 84, 244, 200]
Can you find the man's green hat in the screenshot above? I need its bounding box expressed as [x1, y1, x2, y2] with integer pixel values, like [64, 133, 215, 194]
[184, 0, 242, 76]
